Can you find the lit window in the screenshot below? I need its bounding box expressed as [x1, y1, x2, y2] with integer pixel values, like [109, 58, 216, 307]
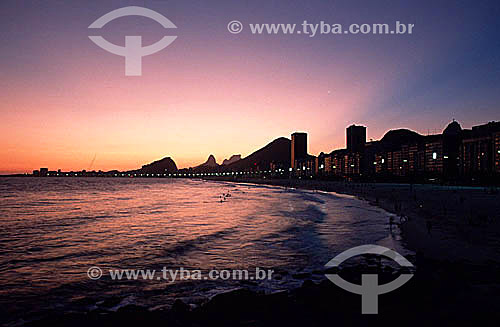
[432, 152, 437, 160]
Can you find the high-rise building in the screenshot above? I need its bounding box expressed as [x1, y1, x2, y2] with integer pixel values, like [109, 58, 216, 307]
[442, 120, 462, 178]
[495, 132, 500, 173]
[291, 132, 307, 169]
[346, 124, 366, 153]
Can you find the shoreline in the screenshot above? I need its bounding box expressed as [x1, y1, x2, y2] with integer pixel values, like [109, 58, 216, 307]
[9, 177, 500, 326]
[205, 177, 500, 265]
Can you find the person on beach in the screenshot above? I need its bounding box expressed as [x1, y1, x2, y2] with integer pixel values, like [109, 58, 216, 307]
[426, 220, 433, 236]
[399, 214, 408, 224]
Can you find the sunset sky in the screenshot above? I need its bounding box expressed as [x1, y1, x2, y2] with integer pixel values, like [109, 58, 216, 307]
[1, 0, 499, 174]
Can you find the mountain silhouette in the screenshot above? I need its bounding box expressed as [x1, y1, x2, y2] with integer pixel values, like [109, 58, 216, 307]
[139, 157, 178, 174]
[225, 137, 290, 171]
[381, 129, 422, 144]
[379, 129, 423, 151]
[222, 155, 241, 165]
[196, 154, 218, 168]
[133, 138, 290, 174]
[189, 154, 219, 173]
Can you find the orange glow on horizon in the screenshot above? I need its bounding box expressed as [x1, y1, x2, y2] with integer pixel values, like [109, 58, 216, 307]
[1, 48, 386, 174]
[0, 18, 485, 174]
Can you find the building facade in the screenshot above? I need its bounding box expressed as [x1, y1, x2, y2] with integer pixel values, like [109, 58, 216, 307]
[291, 132, 307, 170]
[346, 124, 366, 153]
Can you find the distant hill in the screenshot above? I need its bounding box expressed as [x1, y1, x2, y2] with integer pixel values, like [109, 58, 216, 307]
[224, 137, 290, 171]
[195, 155, 218, 168]
[379, 129, 423, 151]
[190, 154, 219, 172]
[222, 155, 241, 165]
[138, 157, 177, 174]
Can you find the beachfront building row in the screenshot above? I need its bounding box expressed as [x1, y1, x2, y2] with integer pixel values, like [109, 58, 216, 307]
[292, 120, 500, 183]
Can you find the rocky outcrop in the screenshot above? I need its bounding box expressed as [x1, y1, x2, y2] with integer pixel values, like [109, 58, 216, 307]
[222, 155, 241, 165]
[139, 157, 178, 174]
[196, 155, 218, 168]
[224, 137, 291, 171]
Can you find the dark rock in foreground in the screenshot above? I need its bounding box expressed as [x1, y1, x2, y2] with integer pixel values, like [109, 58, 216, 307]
[25, 260, 500, 327]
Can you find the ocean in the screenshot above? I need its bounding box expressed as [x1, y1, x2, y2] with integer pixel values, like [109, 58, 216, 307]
[0, 177, 411, 325]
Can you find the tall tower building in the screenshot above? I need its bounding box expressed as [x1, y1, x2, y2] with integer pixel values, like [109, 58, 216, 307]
[346, 124, 366, 153]
[291, 132, 307, 169]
